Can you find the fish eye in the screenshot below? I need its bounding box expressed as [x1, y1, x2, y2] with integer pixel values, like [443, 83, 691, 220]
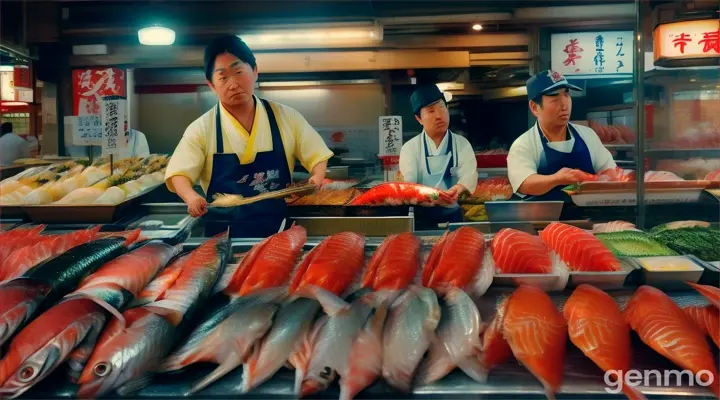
[94, 362, 112, 377]
[18, 365, 38, 383]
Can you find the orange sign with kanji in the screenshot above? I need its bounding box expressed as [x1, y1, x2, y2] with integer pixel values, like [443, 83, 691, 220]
[654, 19, 719, 63]
[72, 68, 126, 116]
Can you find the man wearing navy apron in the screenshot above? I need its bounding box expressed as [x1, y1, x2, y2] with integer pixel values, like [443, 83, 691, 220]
[507, 70, 616, 201]
[165, 36, 333, 237]
[399, 85, 478, 229]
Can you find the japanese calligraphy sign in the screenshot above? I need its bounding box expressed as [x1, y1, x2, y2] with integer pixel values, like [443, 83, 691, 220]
[378, 116, 402, 157]
[68, 115, 103, 146]
[100, 96, 128, 156]
[654, 19, 719, 64]
[550, 31, 634, 76]
[72, 68, 126, 116]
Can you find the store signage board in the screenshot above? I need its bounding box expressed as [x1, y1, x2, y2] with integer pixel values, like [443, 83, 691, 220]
[67, 115, 103, 146]
[72, 67, 126, 116]
[100, 96, 128, 156]
[378, 116, 402, 157]
[0, 71, 16, 101]
[550, 31, 634, 78]
[653, 19, 719, 66]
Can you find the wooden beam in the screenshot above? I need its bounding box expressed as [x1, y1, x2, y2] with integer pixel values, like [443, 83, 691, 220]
[470, 52, 529, 61]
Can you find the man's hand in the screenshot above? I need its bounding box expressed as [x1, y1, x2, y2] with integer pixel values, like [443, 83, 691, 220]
[308, 175, 325, 188]
[185, 193, 208, 218]
[552, 168, 588, 186]
[445, 184, 468, 199]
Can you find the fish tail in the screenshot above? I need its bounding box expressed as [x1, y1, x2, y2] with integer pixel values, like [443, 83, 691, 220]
[187, 352, 243, 395]
[294, 285, 350, 316]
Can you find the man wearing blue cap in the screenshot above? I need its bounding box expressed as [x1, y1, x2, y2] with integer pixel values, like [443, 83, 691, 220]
[399, 84, 478, 226]
[507, 70, 616, 200]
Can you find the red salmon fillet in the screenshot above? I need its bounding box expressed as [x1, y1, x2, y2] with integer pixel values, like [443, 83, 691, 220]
[491, 228, 552, 274]
[477, 297, 512, 373]
[422, 227, 485, 291]
[684, 305, 720, 348]
[686, 281, 720, 309]
[290, 232, 365, 296]
[502, 285, 567, 398]
[624, 286, 719, 398]
[362, 232, 420, 291]
[539, 222, 621, 271]
[564, 285, 646, 400]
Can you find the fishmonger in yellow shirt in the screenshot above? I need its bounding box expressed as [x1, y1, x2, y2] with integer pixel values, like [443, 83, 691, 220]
[165, 35, 332, 238]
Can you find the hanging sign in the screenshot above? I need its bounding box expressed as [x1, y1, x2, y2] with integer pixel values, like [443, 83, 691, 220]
[72, 67, 126, 116]
[67, 115, 103, 146]
[550, 31, 634, 77]
[100, 96, 128, 156]
[653, 19, 719, 66]
[378, 116, 402, 156]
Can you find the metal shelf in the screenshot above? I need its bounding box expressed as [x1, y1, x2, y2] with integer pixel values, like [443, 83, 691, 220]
[645, 148, 720, 159]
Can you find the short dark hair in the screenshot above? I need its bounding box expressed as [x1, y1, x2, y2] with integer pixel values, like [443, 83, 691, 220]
[1, 122, 12, 134]
[204, 35, 257, 82]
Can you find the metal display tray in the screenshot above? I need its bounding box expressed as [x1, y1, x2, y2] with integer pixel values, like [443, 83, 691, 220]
[286, 204, 411, 217]
[484, 200, 564, 222]
[21, 184, 163, 224]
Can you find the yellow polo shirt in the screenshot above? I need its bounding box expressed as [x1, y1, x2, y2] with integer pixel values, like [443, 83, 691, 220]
[165, 96, 333, 194]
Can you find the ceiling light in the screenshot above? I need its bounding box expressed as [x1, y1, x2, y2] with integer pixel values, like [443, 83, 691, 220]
[472, 24, 483, 31]
[240, 26, 383, 50]
[138, 26, 175, 46]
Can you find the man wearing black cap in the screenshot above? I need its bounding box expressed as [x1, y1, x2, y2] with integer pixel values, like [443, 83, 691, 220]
[507, 70, 616, 200]
[399, 84, 478, 226]
[165, 35, 333, 237]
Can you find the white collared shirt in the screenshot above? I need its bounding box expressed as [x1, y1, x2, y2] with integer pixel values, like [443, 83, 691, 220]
[399, 130, 478, 193]
[507, 122, 617, 193]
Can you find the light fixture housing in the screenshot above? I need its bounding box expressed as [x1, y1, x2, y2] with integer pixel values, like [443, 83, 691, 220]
[138, 26, 175, 45]
[472, 24, 483, 31]
[239, 25, 383, 50]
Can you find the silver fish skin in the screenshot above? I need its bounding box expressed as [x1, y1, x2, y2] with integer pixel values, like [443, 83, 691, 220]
[381, 285, 441, 392]
[240, 298, 322, 393]
[441, 287, 482, 363]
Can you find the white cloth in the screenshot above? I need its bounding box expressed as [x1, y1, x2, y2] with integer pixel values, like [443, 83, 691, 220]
[64, 129, 150, 160]
[507, 122, 617, 193]
[0, 133, 30, 166]
[400, 130, 478, 193]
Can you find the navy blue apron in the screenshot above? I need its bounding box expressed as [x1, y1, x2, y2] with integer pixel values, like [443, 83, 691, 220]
[528, 122, 594, 201]
[203, 99, 291, 238]
[414, 132, 463, 229]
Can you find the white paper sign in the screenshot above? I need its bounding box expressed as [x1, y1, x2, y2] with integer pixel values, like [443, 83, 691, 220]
[551, 31, 634, 77]
[100, 97, 127, 156]
[378, 116, 402, 156]
[68, 115, 103, 146]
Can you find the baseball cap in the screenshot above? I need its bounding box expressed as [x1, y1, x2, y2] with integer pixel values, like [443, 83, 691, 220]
[526, 70, 582, 102]
[204, 35, 257, 81]
[410, 85, 445, 115]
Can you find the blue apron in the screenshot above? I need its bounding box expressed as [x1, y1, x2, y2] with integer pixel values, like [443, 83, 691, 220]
[414, 131, 463, 228]
[528, 122, 594, 201]
[203, 99, 291, 238]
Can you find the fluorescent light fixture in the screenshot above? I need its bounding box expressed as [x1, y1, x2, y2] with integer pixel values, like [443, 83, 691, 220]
[259, 79, 378, 88]
[436, 82, 465, 91]
[138, 26, 175, 46]
[240, 25, 383, 50]
[472, 24, 483, 31]
[0, 66, 14, 72]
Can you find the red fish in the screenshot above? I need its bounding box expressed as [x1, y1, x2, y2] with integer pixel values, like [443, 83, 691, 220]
[502, 285, 567, 399]
[290, 232, 366, 296]
[0, 225, 45, 241]
[224, 225, 307, 296]
[1, 227, 101, 282]
[684, 305, 720, 348]
[348, 182, 455, 207]
[422, 227, 485, 292]
[705, 170, 720, 182]
[475, 297, 512, 375]
[491, 228, 552, 274]
[686, 281, 720, 309]
[362, 232, 420, 292]
[624, 285, 719, 398]
[539, 222, 621, 271]
[564, 285, 646, 400]
[0, 280, 51, 348]
[131, 254, 189, 306]
[0, 234, 54, 269]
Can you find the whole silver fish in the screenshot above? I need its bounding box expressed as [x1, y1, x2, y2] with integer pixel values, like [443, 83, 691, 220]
[240, 298, 321, 393]
[382, 285, 440, 392]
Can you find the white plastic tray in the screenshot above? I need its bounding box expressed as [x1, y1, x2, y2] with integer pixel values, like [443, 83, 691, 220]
[568, 188, 705, 207]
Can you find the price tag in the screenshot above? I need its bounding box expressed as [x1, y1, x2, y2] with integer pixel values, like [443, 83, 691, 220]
[100, 96, 128, 156]
[378, 116, 402, 157]
[69, 115, 103, 146]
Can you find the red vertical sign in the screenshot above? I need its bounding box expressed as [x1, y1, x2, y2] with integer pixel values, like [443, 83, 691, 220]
[71, 67, 126, 116]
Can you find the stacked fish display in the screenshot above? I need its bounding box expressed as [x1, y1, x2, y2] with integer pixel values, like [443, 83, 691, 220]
[0, 223, 719, 400]
[0, 155, 169, 206]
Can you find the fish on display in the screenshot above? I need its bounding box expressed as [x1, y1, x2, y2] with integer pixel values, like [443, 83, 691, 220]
[348, 182, 456, 207]
[539, 222, 621, 271]
[422, 227, 490, 295]
[0, 280, 51, 352]
[1, 227, 102, 282]
[0, 225, 46, 262]
[491, 228, 553, 274]
[0, 240, 178, 398]
[382, 286, 441, 392]
[77, 232, 230, 398]
[473, 297, 512, 378]
[624, 285, 719, 398]
[0, 225, 45, 241]
[361, 232, 421, 301]
[685, 281, 720, 309]
[502, 285, 567, 399]
[564, 284, 646, 400]
[415, 287, 484, 386]
[683, 305, 720, 348]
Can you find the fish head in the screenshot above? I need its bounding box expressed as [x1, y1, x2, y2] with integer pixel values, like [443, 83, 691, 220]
[77, 309, 174, 398]
[0, 280, 51, 347]
[300, 368, 336, 397]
